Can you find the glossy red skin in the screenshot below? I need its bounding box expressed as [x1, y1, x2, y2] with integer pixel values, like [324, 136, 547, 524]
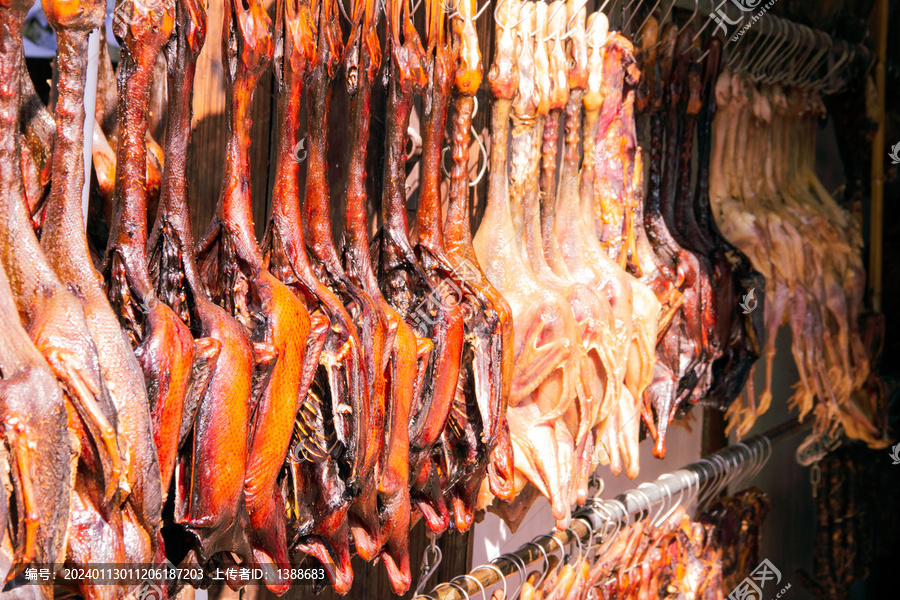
[294, 0, 374, 589]
[373, 0, 471, 588]
[260, 4, 374, 592]
[140, 0, 252, 562]
[194, 0, 318, 591]
[0, 99, 71, 579]
[102, 0, 197, 560]
[338, 0, 412, 566]
[0, 2, 130, 595]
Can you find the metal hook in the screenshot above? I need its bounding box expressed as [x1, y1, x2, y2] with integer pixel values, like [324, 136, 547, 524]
[759, 20, 800, 84]
[650, 0, 676, 35]
[746, 441, 764, 484]
[456, 574, 487, 600]
[731, 443, 751, 489]
[711, 453, 733, 498]
[535, 533, 566, 586]
[748, 19, 787, 80]
[522, 542, 550, 588]
[537, 533, 566, 565]
[751, 435, 773, 482]
[824, 43, 857, 91]
[753, 438, 767, 480]
[507, 553, 529, 598]
[469, 97, 488, 186]
[448, 580, 472, 600]
[630, 486, 656, 525]
[769, 22, 804, 84]
[716, 453, 736, 501]
[626, 0, 660, 38]
[657, 475, 684, 527]
[566, 527, 584, 567]
[723, 452, 742, 489]
[694, 458, 720, 510]
[538, 1, 569, 43]
[811, 38, 850, 92]
[676, 469, 699, 514]
[475, 563, 507, 599]
[717, 452, 736, 497]
[493, 0, 528, 33]
[608, 498, 631, 527]
[580, 517, 597, 557]
[676, 0, 700, 39]
[780, 24, 816, 84]
[731, 16, 770, 74]
[592, 502, 621, 555]
[689, 459, 709, 511]
[473, 0, 490, 20]
[646, 477, 678, 528]
[786, 26, 824, 86]
[740, 442, 759, 487]
[724, 13, 756, 70]
[669, 470, 690, 513]
[447, 0, 491, 21]
[493, 554, 526, 599]
[652, 482, 673, 527]
[414, 535, 444, 596]
[676, 469, 700, 508]
[793, 30, 831, 87]
[336, 0, 353, 24]
[690, 4, 715, 46]
[558, 0, 590, 41]
[620, 0, 639, 23]
[751, 439, 766, 480]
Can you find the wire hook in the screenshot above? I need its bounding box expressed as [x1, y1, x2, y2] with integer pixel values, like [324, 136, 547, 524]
[522, 542, 551, 588]
[414, 534, 444, 596]
[475, 563, 506, 599]
[455, 574, 487, 600]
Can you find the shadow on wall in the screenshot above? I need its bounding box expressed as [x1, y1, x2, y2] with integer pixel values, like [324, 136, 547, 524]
[185, 94, 274, 244]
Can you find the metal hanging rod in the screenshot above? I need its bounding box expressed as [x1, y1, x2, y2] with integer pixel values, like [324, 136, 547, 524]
[663, 0, 868, 57]
[604, 0, 872, 93]
[416, 418, 810, 600]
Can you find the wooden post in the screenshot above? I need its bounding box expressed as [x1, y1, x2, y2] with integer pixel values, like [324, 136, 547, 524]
[869, 0, 888, 314]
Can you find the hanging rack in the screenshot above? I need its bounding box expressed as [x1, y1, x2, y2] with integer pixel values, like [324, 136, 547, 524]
[415, 418, 810, 600]
[617, 0, 872, 89]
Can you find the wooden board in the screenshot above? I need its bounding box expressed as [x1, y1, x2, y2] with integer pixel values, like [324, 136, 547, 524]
[186, 0, 276, 241]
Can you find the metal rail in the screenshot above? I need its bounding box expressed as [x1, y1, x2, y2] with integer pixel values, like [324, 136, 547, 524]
[417, 419, 810, 600]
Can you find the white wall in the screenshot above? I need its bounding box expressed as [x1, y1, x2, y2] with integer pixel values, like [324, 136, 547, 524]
[472, 417, 703, 567]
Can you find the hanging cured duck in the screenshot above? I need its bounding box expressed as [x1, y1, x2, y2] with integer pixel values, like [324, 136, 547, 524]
[0, 0, 881, 595]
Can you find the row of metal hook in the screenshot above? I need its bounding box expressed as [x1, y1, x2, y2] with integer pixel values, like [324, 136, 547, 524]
[472, 0, 866, 91]
[355, 0, 867, 112]
[414, 419, 806, 600]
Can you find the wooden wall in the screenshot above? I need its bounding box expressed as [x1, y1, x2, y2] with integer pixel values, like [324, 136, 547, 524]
[185, 0, 275, 240]
[183, 0, 500, 244]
